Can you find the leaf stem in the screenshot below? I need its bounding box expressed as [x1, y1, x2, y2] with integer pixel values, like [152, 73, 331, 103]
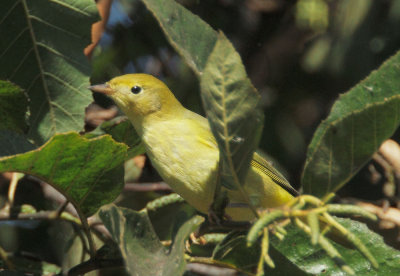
[75, 208, 96, 258]
[326, 204, 377, 221]
[7, 172, 23, 207]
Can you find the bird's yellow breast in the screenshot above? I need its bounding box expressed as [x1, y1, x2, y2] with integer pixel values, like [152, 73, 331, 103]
[141, 111, 219, 214]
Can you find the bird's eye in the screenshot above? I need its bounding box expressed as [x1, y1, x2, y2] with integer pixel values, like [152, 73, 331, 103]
[131, 85, 142, 94]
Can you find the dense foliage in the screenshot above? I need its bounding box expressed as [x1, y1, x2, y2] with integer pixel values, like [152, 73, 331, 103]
[1, 0, 400, 275]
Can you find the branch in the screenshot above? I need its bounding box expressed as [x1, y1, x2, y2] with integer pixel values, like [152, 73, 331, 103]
[124, 182, 171, 192]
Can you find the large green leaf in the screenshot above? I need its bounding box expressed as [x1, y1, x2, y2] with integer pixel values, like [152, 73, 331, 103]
[141, 0, 217, 75]
[272, 218, 400, 275]
[0, 0, 98, 144]
[98, 205, 204, 276]
[200, 32, 264, 190]
[0, 80, 34, 156]
[0, 132, 127, 216]
[302, 50, 400, 197]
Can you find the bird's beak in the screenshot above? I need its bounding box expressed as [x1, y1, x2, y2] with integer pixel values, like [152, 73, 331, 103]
[88, 83, 114, 95]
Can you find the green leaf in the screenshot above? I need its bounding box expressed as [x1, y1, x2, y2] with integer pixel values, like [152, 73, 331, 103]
[212, 231, 309, 275]
[0, 132, 127, 216]
[272, 218, 400, 275]
[213, 231, 260, 270]
[141, 0, 217, 75]
[302, 50, 400, 197]
[98, 205, 204, 276]
[100, 116, 146, 158]
[200, 32, 264, 190]
[147, 197, 197, 241]
[0, 80, 34, 157]
[0, 0, 98, 144]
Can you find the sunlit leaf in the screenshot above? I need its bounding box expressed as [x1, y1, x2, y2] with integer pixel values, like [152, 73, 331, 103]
[0, 132, 127, 216]
[200, 32, 264, 189]
[0, 0, 98, 144]
[98, 205, 204, 276]
[302, 50, 400, 197]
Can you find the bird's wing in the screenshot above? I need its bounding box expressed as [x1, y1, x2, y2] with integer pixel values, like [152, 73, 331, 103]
[185, 111, 218, 149]
[186, 110, 298, 196]
[251, 152, 299, 197]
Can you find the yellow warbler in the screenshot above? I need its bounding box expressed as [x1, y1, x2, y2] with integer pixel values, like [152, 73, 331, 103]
[90, 74, 297, 221]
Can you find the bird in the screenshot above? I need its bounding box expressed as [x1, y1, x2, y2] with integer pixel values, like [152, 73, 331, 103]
[89, 74, 298, 221]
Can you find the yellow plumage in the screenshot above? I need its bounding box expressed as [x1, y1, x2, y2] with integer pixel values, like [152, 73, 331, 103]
[90, 74, 297, 221]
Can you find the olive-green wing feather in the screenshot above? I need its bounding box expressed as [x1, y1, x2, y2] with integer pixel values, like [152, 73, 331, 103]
[251, 152, 298, 197]
[193, 112, 297, 196]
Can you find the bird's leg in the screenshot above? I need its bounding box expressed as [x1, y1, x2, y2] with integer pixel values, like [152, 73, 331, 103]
[208, 190, 230, 224]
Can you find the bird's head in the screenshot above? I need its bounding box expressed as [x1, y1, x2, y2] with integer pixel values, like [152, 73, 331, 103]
[89, 74, 182, 128]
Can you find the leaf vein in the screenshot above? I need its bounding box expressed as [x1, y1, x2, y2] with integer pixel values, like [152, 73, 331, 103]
[43, 72, 91, 100]
[37, 42, 90, 70]
[29, 15, 81, 39]
[50, 101, 82, 127]
[22, 0, 57, 134]
[0, 1, 20, 26]
[8, 48, 34, 80]
[0, 27, 29, 60]
[49, 0, 91, 17]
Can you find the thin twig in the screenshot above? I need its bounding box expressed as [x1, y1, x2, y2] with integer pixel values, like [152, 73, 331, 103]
[75, 208, 97, 258]
[7, 172, 23, 207]
[0, 245, 14, 269]
[124, 182, 171, 192]
[0, 209, 79, 223]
